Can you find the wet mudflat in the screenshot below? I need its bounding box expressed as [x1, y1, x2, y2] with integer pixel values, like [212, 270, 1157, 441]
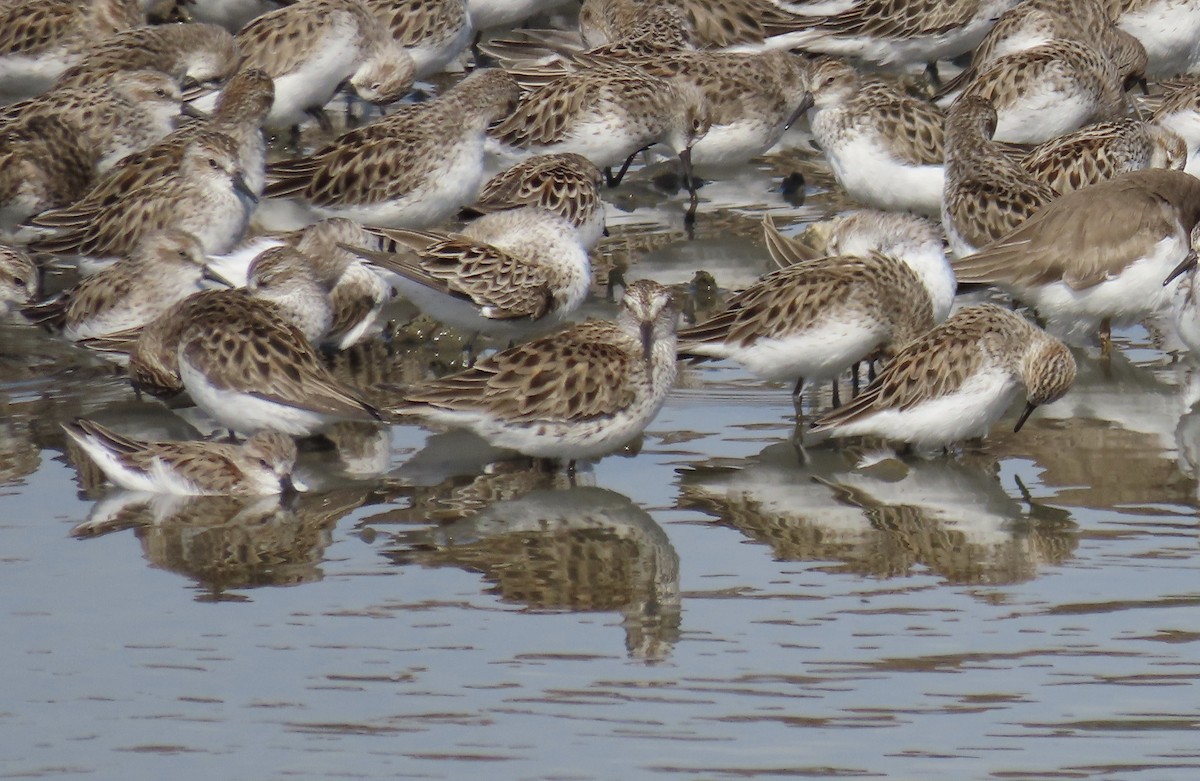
[2, 128, 1200, 780]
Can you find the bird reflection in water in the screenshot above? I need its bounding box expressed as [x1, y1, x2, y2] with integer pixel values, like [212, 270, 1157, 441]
[374, 447, 681, 660]
[678, 441, 1077, 586]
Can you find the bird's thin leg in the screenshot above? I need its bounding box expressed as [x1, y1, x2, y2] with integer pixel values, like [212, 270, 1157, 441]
[608, 145, 649, 187]
[924, 61, 942, 89]
[1100, 318, 1113, 358]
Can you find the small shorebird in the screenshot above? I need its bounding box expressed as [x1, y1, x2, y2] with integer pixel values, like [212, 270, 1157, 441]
[952, 168, 1200, 352]
[935, 0, 1145, 105]
[360, 0, 473, 79]
[63, 418, 300, 496]
[0, 69, 194, 172]
[54, 22, 239, 92]
[264, 68, 518, 229]
[350, 207, 591, 345]
[0, 0, 144, 97]
[1152, 79, 1200, 179]
[957, 38, 1146, 143]
[0, 244, 38, 316]
[1020, 118, 1186, 194]
[29, 69, 275, 230]
[805, 57, 946, 216]
[679, 213, 956, 413]
[174, 286, 384, 436]
[23, 231, 215, 341]
[490, 62, 710, 210]
[231, 0, 416, 129]
[942, 96, 1058, 258]
[386, 279, 678, 466]
[464, 153, 607, 250]
[811, 304, 1077, 450]
[753, 0, 1020, 74]
[28, 131, 257, 266]
[1107, 0, 1200, 77]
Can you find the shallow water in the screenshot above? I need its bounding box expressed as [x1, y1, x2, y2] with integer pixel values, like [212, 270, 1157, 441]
[4, 118, 1200, 781]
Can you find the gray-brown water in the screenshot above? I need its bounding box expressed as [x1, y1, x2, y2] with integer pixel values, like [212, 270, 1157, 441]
[3, 124, 1200, 781]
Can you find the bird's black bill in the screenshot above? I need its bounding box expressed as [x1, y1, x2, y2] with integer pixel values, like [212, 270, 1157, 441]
[1164, 251, 1198, 285]
[1013, 402, 1037, 433]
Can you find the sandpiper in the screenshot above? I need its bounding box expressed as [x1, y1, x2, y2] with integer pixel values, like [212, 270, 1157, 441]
[465, 153, 607, 250]
[806, 57, 946, 216]
[958, 38, 1146, 143]
[811, 304, 1077, 449]
[678, 214, 956, 411]
[387, 279, 678, 464]
[351, 207, 591, 344]
[264, 68, 518, 229]
[63, 419, 300, 496]
[28, 131, 257, 266]
[1020, 118, 1186, 194]
[23, 231, 214, 341]
[942, 96, 1057, 257]
[952, 168, 1200, 351]
[0, 0, 144, 97]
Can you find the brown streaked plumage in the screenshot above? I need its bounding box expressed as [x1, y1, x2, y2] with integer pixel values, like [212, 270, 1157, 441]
[1151, 79, 1200, 178]
[0, 114, 94, 232]
[942, 96, 1058, 257]
[504, 49, 808, 171]
[175, 292, 383, 435]
[124, 290, 255, 398]
[484, 2, 696, 82]
[264, 68, 518, 228]
[31, 71, 274, 230]
[755, 0, 1019, 69]
[935, 0, 1143, 104]
[490, 62, 709, 201]
[354, 207, 591, 341]
[362, 231, 557, 321]
[0, 0, 144, 96]
[677, 225, 955, 401]
[0, 69, 189, 172]
[54, 23, 239, 90]
[806, 56, 946, 216]
[387, 279, 679, 462]
[464, 153, 606, 248]
[62, 419, 299, 496]
[288, 218, 393, 350]
[23, 230, 211, 341]
[359, 0, 472, 78]
[234, 0, 414, 128]
[812, 304, 1077, 447]
[0, 243, 37, 316]
[959, 38, 1146, 144]
[1103, 0, 1200, 77]
[27, 131, 255, 263]
[1020, 118, 1185, 194]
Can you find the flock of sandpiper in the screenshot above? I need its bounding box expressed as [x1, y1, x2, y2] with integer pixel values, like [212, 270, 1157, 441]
[1, 0, 1199, 497]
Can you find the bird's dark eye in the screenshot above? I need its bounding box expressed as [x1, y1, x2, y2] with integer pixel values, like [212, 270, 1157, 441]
[13, 277, 25, 288]
[208, 158, 219, 169]
[258, 458, 271, 469]
[371, 82, 382, 91]
[155, 88, 167, 98]
[824, 75, 836, 86]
